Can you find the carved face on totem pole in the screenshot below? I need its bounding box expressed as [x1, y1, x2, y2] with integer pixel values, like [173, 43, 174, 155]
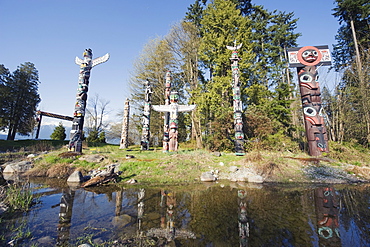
[297, 46, 322, 66]
[304, 103, 328, 153]
[303, 103, 324, 126]
[170, 92, 179, 104]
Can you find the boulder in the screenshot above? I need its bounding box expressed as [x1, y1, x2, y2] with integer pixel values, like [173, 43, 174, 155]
[200, 172, 216, 182]
[3, 161, 32, 173]
[78, 154, 105, 163]
[67, 170, 84, 183]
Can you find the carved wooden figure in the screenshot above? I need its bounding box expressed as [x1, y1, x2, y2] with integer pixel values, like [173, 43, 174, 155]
[152, 72, 196, 152]
[68, 49, 109, 152]
[119, 98, 130, 149]
[287, 45, 331, 156]
[141, 80, 153, 150]
[227, 42, 245, 156]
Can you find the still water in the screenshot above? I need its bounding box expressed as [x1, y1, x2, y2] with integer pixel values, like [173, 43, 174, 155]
[1, 178, 370, 246]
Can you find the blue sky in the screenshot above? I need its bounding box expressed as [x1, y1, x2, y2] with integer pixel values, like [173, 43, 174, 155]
[0, 0, 340, 138]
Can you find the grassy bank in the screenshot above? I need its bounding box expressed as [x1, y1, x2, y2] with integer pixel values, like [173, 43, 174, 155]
[1, 140, 370, 184]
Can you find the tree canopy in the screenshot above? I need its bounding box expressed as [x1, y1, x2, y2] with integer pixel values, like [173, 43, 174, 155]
[128, 0, 301, 152]
[0, 62, 41, 140]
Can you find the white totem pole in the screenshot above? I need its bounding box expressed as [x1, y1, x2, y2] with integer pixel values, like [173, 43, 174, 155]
[152, 72, 196, 152]
[141, 80, 153, 150]
[68, 48, 109, 152]
[119, 98, 130, 149]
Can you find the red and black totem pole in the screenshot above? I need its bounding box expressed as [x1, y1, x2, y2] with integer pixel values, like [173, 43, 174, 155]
[287, 45, 331, 156]
[227, 42, 245, 156]
[68, 49, 109, 152]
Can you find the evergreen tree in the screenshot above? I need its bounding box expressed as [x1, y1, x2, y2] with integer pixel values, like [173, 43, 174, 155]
[2, 62, 41, 140]
[332, 0, 370, 70]
[0, 64, 11, 130]
[330, 0, 370, 146]
[50, 122, 66, 140]
[198, 0, 254, 150]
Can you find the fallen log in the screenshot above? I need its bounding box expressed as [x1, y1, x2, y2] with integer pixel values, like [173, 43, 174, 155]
[81, 173, 118, 188]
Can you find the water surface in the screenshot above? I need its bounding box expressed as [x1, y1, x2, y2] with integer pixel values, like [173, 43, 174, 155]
[1, 178, 369, 246]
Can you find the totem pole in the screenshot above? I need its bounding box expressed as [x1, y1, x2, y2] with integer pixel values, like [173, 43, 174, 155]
[287, 45, 331, 156]
[227, 42, 245, 156]
[152, 72, 196, 152]
[141, 80, 153, 150]
[119, 98, 130, 149]
[68, 48, 109, 152]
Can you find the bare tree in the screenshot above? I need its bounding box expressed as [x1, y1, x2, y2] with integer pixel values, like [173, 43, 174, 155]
[85, 94, 110, 142]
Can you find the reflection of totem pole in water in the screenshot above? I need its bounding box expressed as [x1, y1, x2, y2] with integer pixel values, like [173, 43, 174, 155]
[119, 99, 130, 149]
[152, 72, 196, 152]
[56, 189, 76, 246]
[227, 42, 245, 156]
[141, 80, 153, 150]
[68, 48, 109, 152]
[137, 188, 145, 236]
[147, 189, 196, 241]
[314, 187, 340, 245]
[287, 46, 331, 156]
[160, 190, 176, 240]
[238, 189, 249, 247]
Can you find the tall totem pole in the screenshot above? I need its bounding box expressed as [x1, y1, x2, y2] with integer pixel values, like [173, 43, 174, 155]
[152, 72, 196, 152]
[141, 80, 153, 150]
[227, 42, 245, 156]
[68, 48, 109, 152]
[119, 98, 130, 149]
[287, 45, 331, 156]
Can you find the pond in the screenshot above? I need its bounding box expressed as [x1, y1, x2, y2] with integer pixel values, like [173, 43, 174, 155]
[1, 178, 370, 246]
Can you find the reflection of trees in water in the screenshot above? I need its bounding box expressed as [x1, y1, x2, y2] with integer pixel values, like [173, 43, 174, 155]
[338, 185, 370, 246]
[3, 181, 369, 246]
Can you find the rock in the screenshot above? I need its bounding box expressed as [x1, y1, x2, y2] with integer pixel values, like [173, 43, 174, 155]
[200, 172, 216, 182]
[37, 236, 53, 244]
[229, 166, 239, 173]
[67, 170, 84, 183]
[125, 178, 137, 184]
[219, 162, 225, 166]
[3, 161, 32, 173]
[112, 214, 132, 228]
[212, 152, 221, 157]
[27, 153, 38, 158]
[78, 244, 92, 247]
[78, 154, 105, 163]
[126, 155, 135, 159]
[247, 175, 264, 183]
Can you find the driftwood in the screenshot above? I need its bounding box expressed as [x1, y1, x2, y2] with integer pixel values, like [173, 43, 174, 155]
[81, 173, 118, 188]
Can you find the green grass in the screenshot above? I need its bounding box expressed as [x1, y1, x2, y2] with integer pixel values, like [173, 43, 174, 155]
[2, 139, 370, 183]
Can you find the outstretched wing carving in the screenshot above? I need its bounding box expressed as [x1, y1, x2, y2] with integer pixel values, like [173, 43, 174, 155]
[92, 53, 110, 67]
[75, 56, 84, 66]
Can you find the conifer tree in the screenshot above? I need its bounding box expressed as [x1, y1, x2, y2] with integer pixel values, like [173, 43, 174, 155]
[2, 62, 41, 140]
[50, 122, 66, 140]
